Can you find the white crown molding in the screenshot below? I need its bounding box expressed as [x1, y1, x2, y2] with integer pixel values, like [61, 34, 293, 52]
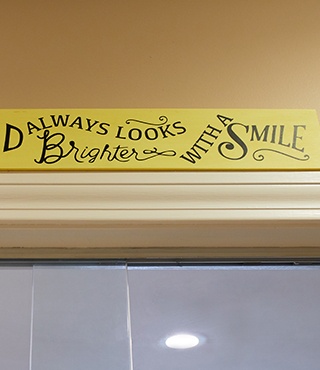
[0, 171, 320, 259]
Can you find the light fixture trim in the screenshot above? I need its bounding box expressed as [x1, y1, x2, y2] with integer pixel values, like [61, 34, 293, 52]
[165, 333, 201, 349]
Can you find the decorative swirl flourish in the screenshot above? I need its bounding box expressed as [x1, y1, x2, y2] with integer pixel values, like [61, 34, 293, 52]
[253, 149, 310, 161]
[135, 147, 176, 161]
[126, 115, 168, 126]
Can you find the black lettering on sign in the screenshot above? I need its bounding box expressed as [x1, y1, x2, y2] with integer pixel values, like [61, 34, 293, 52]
[250, 124, 306, 153]
[180, 124, 223, 164]
[50, 115, 70, 127]
[218, 123, 248, 160]
[3, 124, 24, 152]
[250, 125, 269, 142]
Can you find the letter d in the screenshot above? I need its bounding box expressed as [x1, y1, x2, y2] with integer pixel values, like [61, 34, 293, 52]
[3, 124, 24, 152]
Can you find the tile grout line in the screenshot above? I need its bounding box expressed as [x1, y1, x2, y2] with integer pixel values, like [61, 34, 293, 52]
[29, 266, 35, 370]
[125, 265, 134, 370]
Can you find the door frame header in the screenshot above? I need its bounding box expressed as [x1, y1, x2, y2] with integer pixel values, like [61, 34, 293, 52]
[0, 171, 319, 259]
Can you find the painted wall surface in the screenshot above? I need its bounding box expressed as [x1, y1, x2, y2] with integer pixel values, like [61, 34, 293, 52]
[0, 1, 319, 260]
[0, 0, 319, 115]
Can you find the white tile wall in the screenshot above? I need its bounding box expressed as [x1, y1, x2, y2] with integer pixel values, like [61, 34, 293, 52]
[31, 266, 131, 370]
[1, 264, 320, 370]
[0, 267, 32, 370]
[127, 266, 320, 370]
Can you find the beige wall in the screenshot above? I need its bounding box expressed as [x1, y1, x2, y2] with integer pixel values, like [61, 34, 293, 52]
[1, 0, 320, 114]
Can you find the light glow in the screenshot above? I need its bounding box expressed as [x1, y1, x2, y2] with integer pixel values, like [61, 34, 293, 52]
[165, 334, 200, 349]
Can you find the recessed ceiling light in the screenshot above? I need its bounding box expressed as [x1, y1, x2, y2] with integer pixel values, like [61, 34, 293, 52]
[165, 334, 200, 349]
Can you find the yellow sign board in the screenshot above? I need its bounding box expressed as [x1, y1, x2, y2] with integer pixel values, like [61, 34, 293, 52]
[0, 109, 319, 170]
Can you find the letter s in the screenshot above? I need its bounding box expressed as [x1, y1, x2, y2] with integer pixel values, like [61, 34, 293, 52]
[173, 121, 187, 135]
[96, 122, 110, 136]
[218, 123, 248, 160]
